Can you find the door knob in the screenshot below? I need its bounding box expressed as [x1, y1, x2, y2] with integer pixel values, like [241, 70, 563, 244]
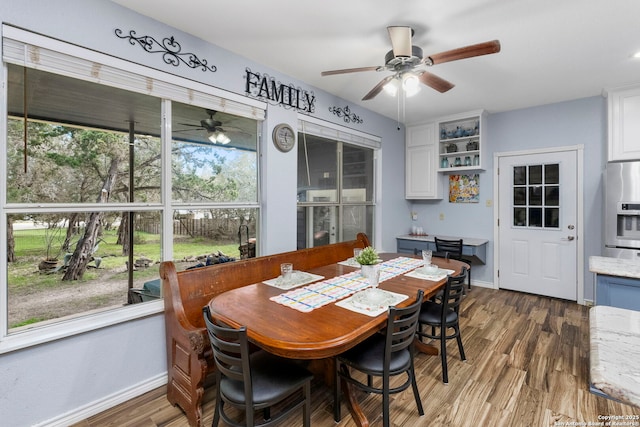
[562, 235, 575, 241]
[568, 224, 575, 230]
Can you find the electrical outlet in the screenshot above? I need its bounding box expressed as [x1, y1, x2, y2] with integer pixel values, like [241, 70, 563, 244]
[439, 213, 444, 220]
[411, 211, 418, 221]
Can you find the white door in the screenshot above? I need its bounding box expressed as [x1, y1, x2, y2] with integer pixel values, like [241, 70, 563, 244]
[497, 150, 578, 300]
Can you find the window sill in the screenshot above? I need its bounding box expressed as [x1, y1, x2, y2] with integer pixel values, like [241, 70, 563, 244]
[0, 299, 165, 354]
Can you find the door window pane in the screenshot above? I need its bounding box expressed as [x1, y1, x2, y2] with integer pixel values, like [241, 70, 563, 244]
[529, 186, 542, 205]
[545, 186, 559, 206]
[545, 208, 559, 228]
[545, 164, 559, 184]
[529, 208, 542, 227]
[511, 163, 560, 229]
[529, 165, 542, 185]
[513, 187, 527, 205]
[513, 166, 526, 185]
[514, 208, 527, 226]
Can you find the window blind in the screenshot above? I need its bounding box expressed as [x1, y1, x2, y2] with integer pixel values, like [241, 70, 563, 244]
[298, 115, 381, 150]
[2, 25, 265, 121]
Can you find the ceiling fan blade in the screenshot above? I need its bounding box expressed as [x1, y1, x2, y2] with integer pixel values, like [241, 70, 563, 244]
[321, 66, 380, 76]
[427, 40, 501, 65]
[387, 26, 412, 58]
[362, 75, 395, 101]
[418, 72, 455, 93]
[173, 128, 204, 133]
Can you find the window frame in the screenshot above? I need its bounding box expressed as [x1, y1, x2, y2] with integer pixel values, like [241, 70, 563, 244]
[0, 27, 265, 354]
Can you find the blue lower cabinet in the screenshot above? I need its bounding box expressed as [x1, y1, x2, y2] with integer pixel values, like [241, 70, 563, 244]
[595, 274, 640, 311]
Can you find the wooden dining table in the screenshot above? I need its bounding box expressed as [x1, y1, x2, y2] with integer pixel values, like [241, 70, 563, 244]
[208, 252, 467, 426]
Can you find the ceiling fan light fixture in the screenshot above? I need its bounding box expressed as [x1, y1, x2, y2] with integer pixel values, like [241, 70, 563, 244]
[207, 130, 230, 144]
[216, 132, 231, 144]
[402, 73, 421, 97]
[383, 78, 399, 96]
[207, 130, 218, 143]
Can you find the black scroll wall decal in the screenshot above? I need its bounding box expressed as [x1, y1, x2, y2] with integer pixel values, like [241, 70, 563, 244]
[115, 29, 217, 73]
[328, 105, 363, 124]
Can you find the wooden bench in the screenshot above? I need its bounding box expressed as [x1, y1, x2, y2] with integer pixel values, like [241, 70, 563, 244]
[160, 233, 371, 426]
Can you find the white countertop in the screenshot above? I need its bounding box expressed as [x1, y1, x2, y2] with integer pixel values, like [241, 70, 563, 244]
[397, 235, 489, 247]
[589, 305, 640, 408]
[589, 256, 640, 280]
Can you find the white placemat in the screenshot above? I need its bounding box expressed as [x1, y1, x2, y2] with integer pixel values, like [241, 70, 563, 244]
[335, 289, 409, 317]
[404, 267, 455, 282]
[337, 257, 361, 267]
[263, 271, 325, 290]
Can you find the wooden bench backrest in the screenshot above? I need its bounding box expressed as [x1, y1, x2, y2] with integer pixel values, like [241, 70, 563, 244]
[160, 232, 370, 330]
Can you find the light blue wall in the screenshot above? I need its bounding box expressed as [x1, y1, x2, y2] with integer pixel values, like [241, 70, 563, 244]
[409, 96, 607, 299]
[0, 1, 408, 425]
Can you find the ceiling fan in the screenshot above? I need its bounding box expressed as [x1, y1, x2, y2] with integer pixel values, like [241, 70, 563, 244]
[321, 26, 501, 100]
[176, 109, 232, 144]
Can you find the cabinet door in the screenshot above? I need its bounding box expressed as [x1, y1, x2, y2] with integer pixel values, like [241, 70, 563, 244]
[406, 124, 442, 199]
[596, 275, 640, 310]
[609, 87, 640, 161]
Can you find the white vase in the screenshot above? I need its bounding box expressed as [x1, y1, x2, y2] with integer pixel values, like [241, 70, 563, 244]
[361, 264, 380, 288]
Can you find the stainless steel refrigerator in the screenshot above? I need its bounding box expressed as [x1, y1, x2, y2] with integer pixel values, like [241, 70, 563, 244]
[604, 161, 640, 259]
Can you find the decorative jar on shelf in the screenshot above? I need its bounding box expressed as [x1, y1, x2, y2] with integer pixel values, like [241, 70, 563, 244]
[473, 155, 480, 166]
[454, 157, 462, 167]
[466, 140, 478, 151]
[464, 156, 471, 166]
[441, 158, 449, 168]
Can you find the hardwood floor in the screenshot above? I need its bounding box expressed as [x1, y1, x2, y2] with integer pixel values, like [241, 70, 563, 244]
[72, 287, 639, 427]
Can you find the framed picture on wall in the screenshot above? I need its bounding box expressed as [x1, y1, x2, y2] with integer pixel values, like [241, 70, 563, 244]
[449, 174, 479, 203]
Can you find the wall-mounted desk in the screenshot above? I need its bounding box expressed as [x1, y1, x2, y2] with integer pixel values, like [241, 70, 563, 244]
[396, 234, 489, 265]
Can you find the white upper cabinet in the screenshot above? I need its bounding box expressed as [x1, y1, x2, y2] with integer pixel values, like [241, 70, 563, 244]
[406, 123, 442, 199]
[608, 85, 640, 161]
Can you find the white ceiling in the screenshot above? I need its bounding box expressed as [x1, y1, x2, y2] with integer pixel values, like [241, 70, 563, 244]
[111, 0, 640, 124]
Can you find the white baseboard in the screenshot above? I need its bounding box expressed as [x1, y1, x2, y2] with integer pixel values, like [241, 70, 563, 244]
[34, 372, 168, 427]
[470, 279, 495, 289]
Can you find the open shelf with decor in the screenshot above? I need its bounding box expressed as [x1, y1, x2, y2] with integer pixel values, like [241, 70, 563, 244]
[437, 110, 486, 173]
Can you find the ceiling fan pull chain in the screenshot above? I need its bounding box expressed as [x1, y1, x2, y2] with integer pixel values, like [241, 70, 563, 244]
[396, 87, 401, 130]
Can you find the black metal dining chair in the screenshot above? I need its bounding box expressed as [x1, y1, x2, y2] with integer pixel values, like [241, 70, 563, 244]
[203, 306, 313, 427]
[334, 290, 425, 427]
[434, 237, 472, 290]
[416, 267, 468, 384]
